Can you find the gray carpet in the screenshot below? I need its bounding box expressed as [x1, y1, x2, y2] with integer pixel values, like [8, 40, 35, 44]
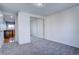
[0, 36, 79, 55]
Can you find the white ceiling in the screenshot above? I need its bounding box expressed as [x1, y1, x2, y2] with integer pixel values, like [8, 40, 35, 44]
[4, 15, 16, 22]
[0, 3, 79, 16]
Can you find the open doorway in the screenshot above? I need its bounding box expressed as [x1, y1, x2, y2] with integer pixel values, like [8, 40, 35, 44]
[4, 21, 15, 43]
[3, 15, 16, 43]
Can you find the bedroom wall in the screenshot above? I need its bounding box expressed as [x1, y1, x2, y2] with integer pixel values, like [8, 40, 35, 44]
[44, 5, 79, 48]
[0, 11, 4, 47]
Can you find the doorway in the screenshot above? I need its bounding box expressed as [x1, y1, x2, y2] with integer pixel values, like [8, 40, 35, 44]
[4, 22, 15, 43]
[3, 15, 16, 43]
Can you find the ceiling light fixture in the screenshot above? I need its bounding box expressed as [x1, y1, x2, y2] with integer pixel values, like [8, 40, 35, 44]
[0, 14, 3, 17]
[34, 3, 43, 7]
[10, 15, 13, 18]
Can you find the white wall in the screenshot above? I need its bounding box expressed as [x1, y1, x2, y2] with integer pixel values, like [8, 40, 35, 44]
[17, 12, 31, 44]
[0, 11, 4, 47]
[45, 6, 79, 48]
[30, 17, 43, 38]
[15, 16, 18, 42]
